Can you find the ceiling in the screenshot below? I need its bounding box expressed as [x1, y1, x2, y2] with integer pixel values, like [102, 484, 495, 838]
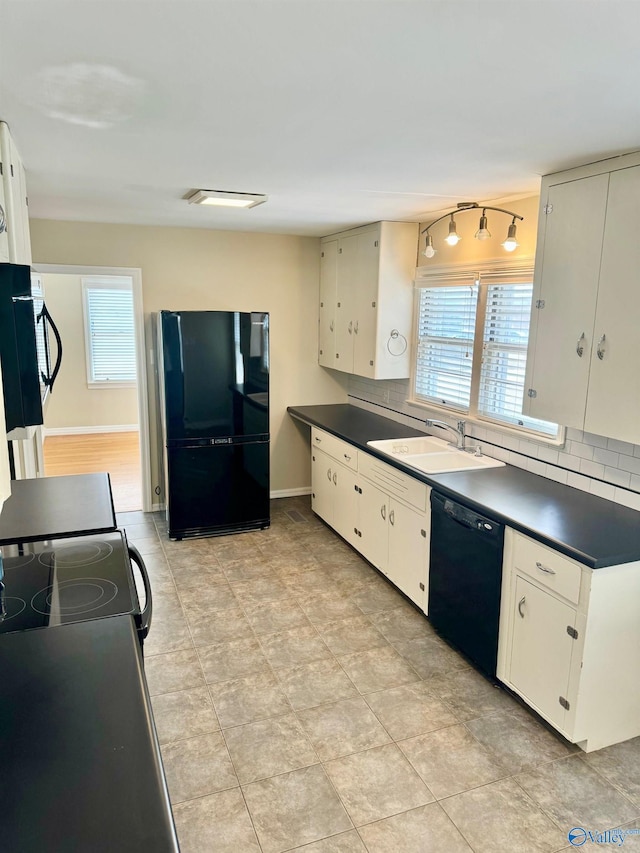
[1, 0, 639, 237]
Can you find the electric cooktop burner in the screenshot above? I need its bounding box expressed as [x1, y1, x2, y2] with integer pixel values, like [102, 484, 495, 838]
[0, 531, 139, 635]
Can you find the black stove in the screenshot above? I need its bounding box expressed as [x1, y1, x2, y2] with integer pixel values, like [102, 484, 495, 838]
[0, 530, 152, 643]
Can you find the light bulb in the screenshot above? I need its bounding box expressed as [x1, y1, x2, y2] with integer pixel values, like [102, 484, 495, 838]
[422, 234, 436, 258]
[445, 216, 460, 246]
[475, 212, 491, 241]
[502, 220, 519, 252]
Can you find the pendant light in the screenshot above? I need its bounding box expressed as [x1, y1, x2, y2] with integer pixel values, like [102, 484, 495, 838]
[502, 217, 519, 252]
[445, 215, 461, 246]
[475, 209, 491, 241]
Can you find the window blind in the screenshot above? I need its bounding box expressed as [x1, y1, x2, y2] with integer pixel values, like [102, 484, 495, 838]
[85, 285, 136, 383]
[478, 282, 557, 436]
[414, 284, 478, 410]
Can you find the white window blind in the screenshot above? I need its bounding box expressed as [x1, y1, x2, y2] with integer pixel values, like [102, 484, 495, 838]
[415, 284, 478, 410]
[478, 282, 557, 436]
[83, 279, 136, 385]
[412, 262, 559, 440]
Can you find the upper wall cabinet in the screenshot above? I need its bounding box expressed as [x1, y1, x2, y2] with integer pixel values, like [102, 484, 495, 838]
[0, 122, 32, 266]
[318, 221, 418, 380]
[524, 153, 640, 444]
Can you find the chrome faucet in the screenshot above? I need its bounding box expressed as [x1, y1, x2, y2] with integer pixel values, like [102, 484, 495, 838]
[425, 418, 466, 450]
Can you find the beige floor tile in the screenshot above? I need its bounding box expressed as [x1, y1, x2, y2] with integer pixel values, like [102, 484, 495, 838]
[358, 803, 473, 853]
[319, 615, 389, 657]
[288, 831, 367, 852]
[398, 724, 508, 799]
[144, 648, 205, 696]
[186, 608, 254, 646]
[298, 591, 364, 625]
[516, 755, 639, 831]
[337, 645, 421, 694]
[243, 764, 352, 853]
[428, 668, 515, 720]
[231, 576, 291, 606]
[440, 778, 568, 853]
[466, 711, 574, 774]
[162, 731, 238, 804]
[243, 597, 311, 635]
[172, 788, 260, 853]
[297, 696, 392, 761]
[151, 686, 219, 744]
[198, 636, 268, 684]
[582, 736, 640, 807]
[275, 657, 359, 710]
[324, 743, 434, 826]
[259, 624, 331, 668]
[224, 713, 319, 783]
[209, 669, 292, 728]
[393, 635, 469, 680]
[365, 681, 458, 741]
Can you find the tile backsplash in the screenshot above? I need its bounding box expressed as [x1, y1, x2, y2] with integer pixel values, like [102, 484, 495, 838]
[348, 376, 640, 512]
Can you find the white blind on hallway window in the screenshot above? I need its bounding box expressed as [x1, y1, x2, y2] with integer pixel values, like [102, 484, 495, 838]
[478, 282, 557, 436]
[83, 280, 136, 384]
[414, 284, 478, 411]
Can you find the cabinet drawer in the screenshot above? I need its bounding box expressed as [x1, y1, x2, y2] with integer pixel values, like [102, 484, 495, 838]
[311, 428, 358, 470]
[512, 532, 582, 605]
[358, 451, 427, 511]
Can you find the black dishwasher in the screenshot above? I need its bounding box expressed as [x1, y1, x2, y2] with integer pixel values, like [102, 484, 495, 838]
[429, 491, 505, 678]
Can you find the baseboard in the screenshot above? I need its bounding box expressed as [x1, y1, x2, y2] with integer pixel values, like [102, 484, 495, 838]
[152, 503, 164, 513]
[270, 487, 312, 499]
[44, 424, 140, 437]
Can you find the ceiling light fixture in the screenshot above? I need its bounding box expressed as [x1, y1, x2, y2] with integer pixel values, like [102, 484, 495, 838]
[187, 189, 268, 209]
[422, 202, 523, 258]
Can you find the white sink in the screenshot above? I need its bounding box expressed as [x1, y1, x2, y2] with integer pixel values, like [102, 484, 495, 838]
[367, 436, 451, 456]
[400, 451, 505, 474]
[367, 437, 505, 474]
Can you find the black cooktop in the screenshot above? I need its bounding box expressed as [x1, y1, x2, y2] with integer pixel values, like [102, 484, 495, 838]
[0, 530, 139, 635]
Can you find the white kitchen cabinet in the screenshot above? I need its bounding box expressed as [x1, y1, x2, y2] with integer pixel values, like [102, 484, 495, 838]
[497, 528, 640, 751]
[308, 427, 430, 611]
[0, 122, 32, 265]
[524, 152, 640, 443]
[388, 498, 429, 612]
[319, 221, 418, 380]
[310, 442, 357, 548]
[318, 238, 338, 368]
[0, 167, 9, 263]
[356, 449, 430, 611]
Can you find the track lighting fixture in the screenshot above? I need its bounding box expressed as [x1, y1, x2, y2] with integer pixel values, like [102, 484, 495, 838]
[421, 202, 524, 257]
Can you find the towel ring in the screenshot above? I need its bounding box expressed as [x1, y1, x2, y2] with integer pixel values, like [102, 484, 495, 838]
[387, 329, 407, 356]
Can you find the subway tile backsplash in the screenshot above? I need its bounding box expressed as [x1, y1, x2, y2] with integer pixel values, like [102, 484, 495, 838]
[348, 376, 640, 512]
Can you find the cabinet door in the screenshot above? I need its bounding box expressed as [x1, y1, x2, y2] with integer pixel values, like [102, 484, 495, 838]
[335, 233, 358, 372]
[333, 462, 358, 547]
[584, 166, 640, 443]
[0, 124, 30, 265]
[311, 448, 334, 527]
[0, 173, 9, 263]
[525, 174, 608, 428]
[509, 575, 577, 732]
[353, 230, 380, 378]
[388, 499, 429, 611]
[319, 239, 338, 368]
[357, 478, 388, 572]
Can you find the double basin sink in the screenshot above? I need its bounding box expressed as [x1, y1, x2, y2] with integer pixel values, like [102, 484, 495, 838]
[366, 436, 506, 475]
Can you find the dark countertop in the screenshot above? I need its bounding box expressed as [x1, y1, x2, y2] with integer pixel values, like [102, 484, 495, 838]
[0, 473, 117, 545]
[0, 616, 179, 853]
[288, 404, 640, 569]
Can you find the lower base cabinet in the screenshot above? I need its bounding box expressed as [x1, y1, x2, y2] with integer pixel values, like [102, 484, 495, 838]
[498, 529, 640, 752]
[311, 430, 430, 613]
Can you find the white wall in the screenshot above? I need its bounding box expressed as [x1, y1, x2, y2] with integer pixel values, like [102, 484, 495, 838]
[41, 273, 139, 431]
[30, 220, 349, 498]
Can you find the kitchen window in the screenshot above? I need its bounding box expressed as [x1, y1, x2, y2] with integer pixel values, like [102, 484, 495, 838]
[82, 277, 137, 388]
[411, 261, 560, 440]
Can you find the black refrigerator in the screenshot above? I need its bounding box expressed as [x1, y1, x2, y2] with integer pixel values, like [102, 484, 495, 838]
[158, 310, 270, 539]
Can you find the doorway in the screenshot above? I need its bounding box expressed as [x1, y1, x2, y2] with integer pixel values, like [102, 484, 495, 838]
[32, 264, 151, 513]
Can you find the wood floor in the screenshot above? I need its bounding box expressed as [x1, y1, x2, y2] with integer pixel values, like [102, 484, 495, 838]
[43, 432, 142, 513]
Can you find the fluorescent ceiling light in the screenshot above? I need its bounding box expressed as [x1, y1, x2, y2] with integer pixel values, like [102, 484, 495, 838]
[187, 189, 268, 208]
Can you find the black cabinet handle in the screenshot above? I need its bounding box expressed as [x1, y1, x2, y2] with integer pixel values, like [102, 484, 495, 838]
[38, 303, 63, 391]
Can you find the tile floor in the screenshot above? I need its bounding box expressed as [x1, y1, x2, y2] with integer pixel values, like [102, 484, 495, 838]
[117, 497, 640, 853]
